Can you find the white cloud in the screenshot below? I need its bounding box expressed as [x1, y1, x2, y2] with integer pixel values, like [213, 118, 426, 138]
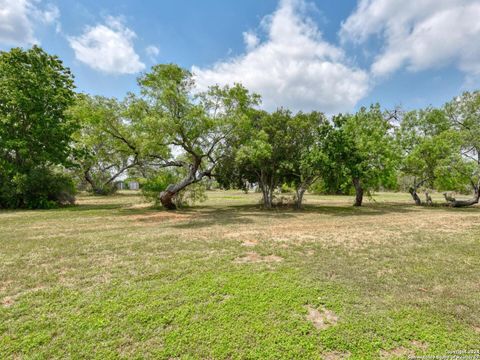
[145, 45, 160, 61]
[193, 0, 369, 114]
[242, 31, 259, 51]
[341, 0, 480, 78]
[0, 0, 59, 46]
[40, 4, 60, 25]
[68, 16, 145, 74]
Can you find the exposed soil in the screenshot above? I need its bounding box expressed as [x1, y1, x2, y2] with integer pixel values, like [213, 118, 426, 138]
[241, 240, 258, 247]
[322, 351, 350, 359]
[305, 305, 338, 330]
[1, 296, 14, 307]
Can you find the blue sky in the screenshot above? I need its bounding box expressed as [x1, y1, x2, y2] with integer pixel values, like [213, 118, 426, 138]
[1, 0, 479, 114]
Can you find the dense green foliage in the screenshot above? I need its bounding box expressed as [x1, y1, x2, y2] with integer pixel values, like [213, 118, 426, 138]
[397, 92, 480, 206]
[330, 105, 398, 206]
[68, 94, 139, 195]
[131, 64, 259, 209]
[0, 46, 76, 208]
[216, 109, 332, 208]
[1, 46, 480, 209]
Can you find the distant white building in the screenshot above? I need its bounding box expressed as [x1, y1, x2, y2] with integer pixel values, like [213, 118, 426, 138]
[115, 181, 126, 190]
[128, 181, 140, 190]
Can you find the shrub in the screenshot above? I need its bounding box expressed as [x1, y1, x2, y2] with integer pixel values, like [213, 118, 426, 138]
[280, 183, 295, 193]
[0, 167, 76, 209]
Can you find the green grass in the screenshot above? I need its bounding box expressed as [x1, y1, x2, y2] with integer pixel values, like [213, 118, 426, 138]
[1, 191, 479, 359]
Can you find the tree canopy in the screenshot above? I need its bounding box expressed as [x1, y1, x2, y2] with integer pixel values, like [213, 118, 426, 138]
[68, 94, 139, 195]
[0, 46, 76, 208]
[134, 64, 260, 209]
[330, 105, 398, 206]
[1, 46, 480, 210]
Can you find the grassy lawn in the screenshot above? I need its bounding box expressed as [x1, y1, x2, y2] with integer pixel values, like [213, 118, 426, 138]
[1, 191, 479, 359]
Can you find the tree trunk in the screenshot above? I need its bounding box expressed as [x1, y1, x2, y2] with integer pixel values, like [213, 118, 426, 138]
[443, 191, 480, 207]
[260, 185, 273, 208]
[425, 191, 433, 206]
[84, 169, 117, 195]
[159, 161, 200, 210]
[259, 171, 274, 209]
[159, 188, 177, 210]
[408, 187, 422, 206]
[352, 177, 363, 207]
[159, 175, 197, 210]
[408, 178, 430, 206]
[295, 186, 306, 209]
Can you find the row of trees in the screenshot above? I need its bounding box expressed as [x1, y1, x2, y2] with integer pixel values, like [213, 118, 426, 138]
[1, 46, 479, 210]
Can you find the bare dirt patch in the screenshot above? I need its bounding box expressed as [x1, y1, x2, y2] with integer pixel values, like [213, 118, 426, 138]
[305, 305, 338, 330]
[379, 340, 427, 358]
[1, 296, 14, 307]
[322, 351, 350, 360]
[410, 340, 428, 351]
[234, 252, 283, 264]
[380, 347, 413, 359]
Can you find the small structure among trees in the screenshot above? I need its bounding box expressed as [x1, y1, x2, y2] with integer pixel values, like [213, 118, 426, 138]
[128, 181, 140, 190]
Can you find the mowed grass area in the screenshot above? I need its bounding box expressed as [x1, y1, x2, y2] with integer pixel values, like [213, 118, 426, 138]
[1, 191, 479, 359]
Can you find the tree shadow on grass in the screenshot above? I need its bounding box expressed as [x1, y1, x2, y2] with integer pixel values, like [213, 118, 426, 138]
[59, 203, 125, 212]
[300, 204, 417, 216]
[53, 197, 479, 226]
[169, 204, 298, 229]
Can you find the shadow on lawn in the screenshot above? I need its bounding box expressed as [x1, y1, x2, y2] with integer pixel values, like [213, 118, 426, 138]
[159, 204, 418, 229]
[60, 203, 125, 212]
[300, 203, 418, 216]
[54, 197, 479, 224]
[171, 204, 298, 229]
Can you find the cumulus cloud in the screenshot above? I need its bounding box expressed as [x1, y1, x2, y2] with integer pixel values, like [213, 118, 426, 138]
[193, 0, 369, 114]
[40, 4, 60, 24]
[145, 45, 160, 61]
[0, 0, 60, 46]
[340, 0, 480, 78]
[242, 31, 259, 51]
[68, 16, 145, 74]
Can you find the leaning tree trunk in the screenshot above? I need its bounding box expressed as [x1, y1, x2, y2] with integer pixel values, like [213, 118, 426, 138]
[443, 191, 480, 208]
[159, 161, 201, 210]
[159, 175, 198, 210]
[84, 170, 115, 195]
[408, 178, 430, 206]
[352, 177, 363, 207]
[408, 187, 422, 206]
[159, 185, 178, 210]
